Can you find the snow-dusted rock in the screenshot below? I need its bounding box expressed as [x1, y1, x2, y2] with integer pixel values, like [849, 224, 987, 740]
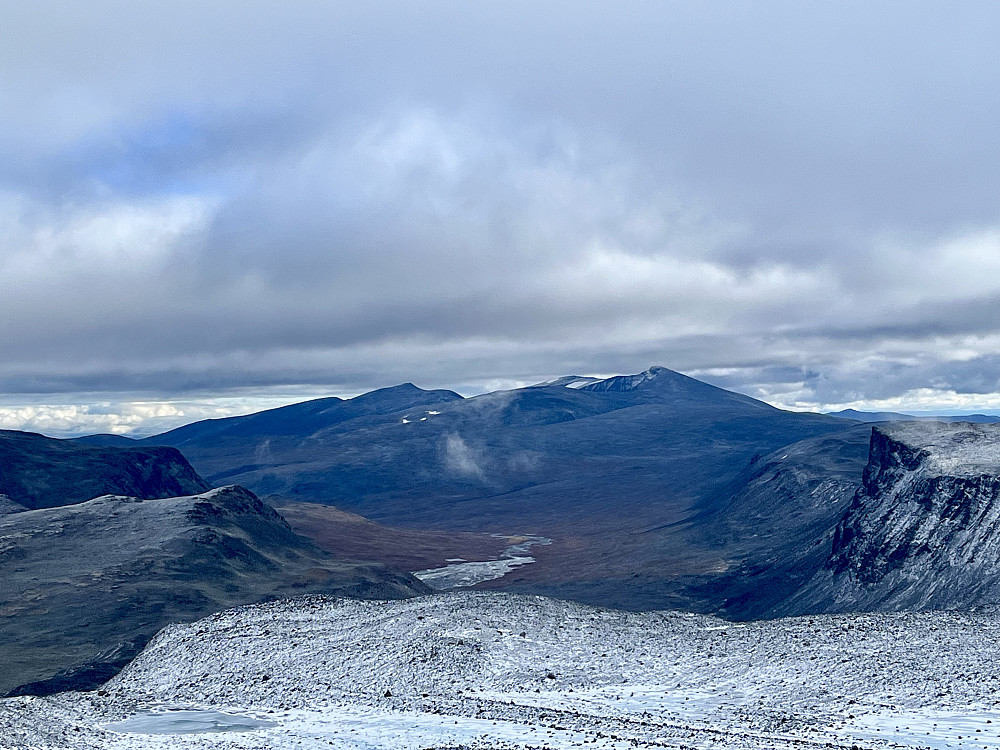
[788, 422, 1000, 613]
[0, 486, 426, 696]
[6, 591, 1000, 748]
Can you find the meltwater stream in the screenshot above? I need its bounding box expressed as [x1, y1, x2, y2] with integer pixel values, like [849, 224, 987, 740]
[413, 535, 551, 590]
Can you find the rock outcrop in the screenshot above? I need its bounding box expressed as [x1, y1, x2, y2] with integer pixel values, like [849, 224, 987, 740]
[788, 422, 1000, 614]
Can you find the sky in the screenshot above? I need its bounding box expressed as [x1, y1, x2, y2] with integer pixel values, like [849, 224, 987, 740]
[3, 1, 1000, 436]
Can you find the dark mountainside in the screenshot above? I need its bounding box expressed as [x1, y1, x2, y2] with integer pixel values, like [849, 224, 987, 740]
[0, 485, 428, 697]
[139, 367, 855, 610]
[691, 425, 873, 619]
[0, 430, 208, 511]
[142, 367, 848, 526]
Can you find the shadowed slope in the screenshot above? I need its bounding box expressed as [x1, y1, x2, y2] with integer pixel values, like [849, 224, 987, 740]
[0, 430, 209, 512]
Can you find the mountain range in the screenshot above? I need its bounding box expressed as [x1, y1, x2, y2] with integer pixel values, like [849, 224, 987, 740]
[112, 366, 854, 610]
[71, 366, 1000, 616]
[11, 365, 1000, 698]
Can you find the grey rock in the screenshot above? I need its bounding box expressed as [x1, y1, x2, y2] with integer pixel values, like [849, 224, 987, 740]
[0, 486, 428, 697]
[788, 422, 1000, 613]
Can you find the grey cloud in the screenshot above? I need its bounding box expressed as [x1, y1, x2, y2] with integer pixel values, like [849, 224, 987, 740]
[442, 434, 488, 482]
[3, 2, 1000, 432]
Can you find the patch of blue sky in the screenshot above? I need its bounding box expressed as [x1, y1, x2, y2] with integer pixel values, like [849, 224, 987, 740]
[76, 110, 230, 198]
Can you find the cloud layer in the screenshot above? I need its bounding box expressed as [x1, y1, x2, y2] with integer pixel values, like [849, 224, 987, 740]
[3, 2, 1000, 434]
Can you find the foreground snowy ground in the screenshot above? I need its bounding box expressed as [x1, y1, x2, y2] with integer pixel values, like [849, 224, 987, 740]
[3, 592, 1000, 749]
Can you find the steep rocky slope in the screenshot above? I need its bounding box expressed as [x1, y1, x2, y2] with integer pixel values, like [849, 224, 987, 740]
[0, 486, 427, 697]
[5, 592, 1000, 749]
[785, 422, 1000, 614]
[0, 430, 209, 511]
[693, 424, 872, 619]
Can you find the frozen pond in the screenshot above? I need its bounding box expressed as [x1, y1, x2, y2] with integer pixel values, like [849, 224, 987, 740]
[413, 535, 551, 589]
[104, 708, 276, 734]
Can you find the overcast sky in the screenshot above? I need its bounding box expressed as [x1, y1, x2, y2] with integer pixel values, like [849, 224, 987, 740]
[3, 1, 1000, 436]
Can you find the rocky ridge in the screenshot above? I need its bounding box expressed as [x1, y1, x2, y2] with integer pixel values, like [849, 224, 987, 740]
[0, 486, 427, 697]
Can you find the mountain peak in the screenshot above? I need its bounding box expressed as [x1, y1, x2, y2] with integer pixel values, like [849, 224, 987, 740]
[575, 366, 672, 392]
[350, 383, 463, 407]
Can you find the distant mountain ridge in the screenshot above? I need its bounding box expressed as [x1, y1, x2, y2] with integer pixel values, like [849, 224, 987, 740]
[148, 383, 464, 449]
[125, 366, 852, 610]
[136, 365, 846, 520]
[0, 429, 209, 511]
[827, 408, 1000, 423]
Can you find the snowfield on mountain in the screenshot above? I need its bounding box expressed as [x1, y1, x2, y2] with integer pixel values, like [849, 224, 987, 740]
[4, 591, 1000, 749]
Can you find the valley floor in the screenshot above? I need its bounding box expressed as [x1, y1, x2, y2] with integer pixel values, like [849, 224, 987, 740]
[2, 592, 999, 750]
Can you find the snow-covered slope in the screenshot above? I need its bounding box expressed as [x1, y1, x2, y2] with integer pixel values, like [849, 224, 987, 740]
[6, 591, 1000, 749]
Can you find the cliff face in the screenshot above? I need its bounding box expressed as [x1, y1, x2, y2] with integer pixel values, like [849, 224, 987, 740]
[831, 425, 1000, 585]
[0, 430, 210, 511]
[786, 422, 1000, 614]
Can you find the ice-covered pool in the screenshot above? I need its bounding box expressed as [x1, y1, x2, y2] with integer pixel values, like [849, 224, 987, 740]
[104, 708, 276, 734]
